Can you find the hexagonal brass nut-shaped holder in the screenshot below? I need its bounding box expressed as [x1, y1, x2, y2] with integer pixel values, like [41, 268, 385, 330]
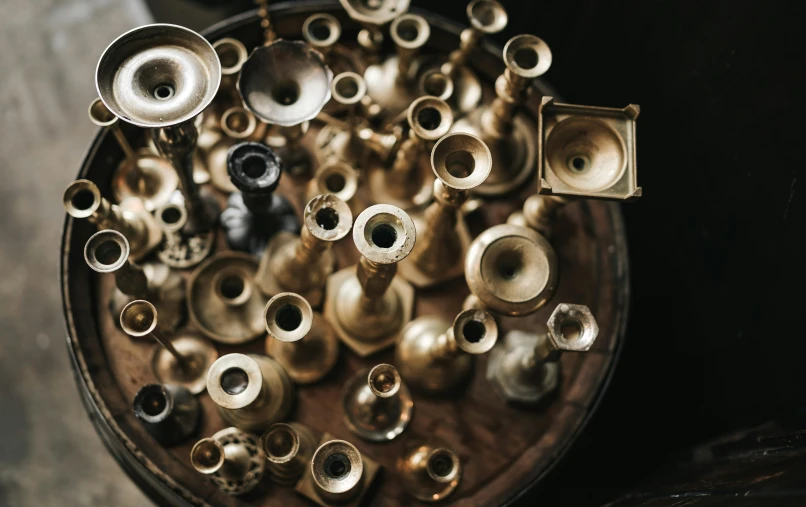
[537, 97, 641, 201]
[547, 303, 599, 352]
[487, 330, 559, 405]
[324, 265, 415, 357]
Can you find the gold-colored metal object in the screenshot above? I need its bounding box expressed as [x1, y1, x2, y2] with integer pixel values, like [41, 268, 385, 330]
[64, 179, 161, 261]
[213, 37, 248, 105]
[295, 436, 380, 507]
[324, 204, 416, 356]
[302, 13, 364, 79]
[206, 353, 295, 431]
[342, 363, 413, 441]
[84, 229, 186, 331]
[396, 309, 497, 393]
[88, 98, 179, 212]
[132, 383, 200, 446]
[263, 292, 339, 384]
[364, 13, 430, 118]
[464, 223, 559, 316]
[190, 427, 265, 495]
[258, 194, 353, 307]
[538, 97, 642, 200]
[154, 202, 215, 269]
[488, 304, 599, 405]
[315, 72, 370, 166]
[506, 194, 569, 236]
[368, 96, 453, 210]
[399, 132, 491, 288]
[398, 442, 462, 502]
[120, 300, 218, 395]
[187, 251, 267, 344]
[339, 0, 410, 61]
[206, 106, 267, 194]
[305, 160, 362, 217]
[261, 422, 318, 485]
[452, 34, 552, 196]
[96, 23, 222, 233]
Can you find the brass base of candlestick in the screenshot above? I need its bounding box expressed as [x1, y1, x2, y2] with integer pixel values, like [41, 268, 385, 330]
[487, 330, 559, 405]
[151, 333, 219, 395]
[366, 157, 434, 211]
[341, 369, 413, 441]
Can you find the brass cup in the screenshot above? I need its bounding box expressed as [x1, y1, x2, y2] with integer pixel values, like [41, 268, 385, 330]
[262, 422, 300, 465]
[311, 440, 364, 503]
[398, 443, 462, 502]
[212, 267, 254, 307]
[303, 13, 342, 52]
[133, 383, 200, 446]
[84, 229, 130, 274]
[419, 69, 455, 102]
[88, 97, 118, 127]
[64, 179, 102, 220]
[342, 363, 413, 442]
[431, 132, 492, 191]
[467, 0, 508, 34]
[220, 107, 258, 140]
[331, 72, 367, 106]
[409, 96, 454, 142]
[502, 34, 552, 80]
[191, 438, 226, 475]
[213, 37, 248, 79]
[206, 353, 264, 411]
[264, 292, 313, 343]
[338, 0, 410, 25]
[261, 422, 318, 485]
[237, 40, 333, 127]
[390, 14, 431, 52]
[95, 24, 221, 128]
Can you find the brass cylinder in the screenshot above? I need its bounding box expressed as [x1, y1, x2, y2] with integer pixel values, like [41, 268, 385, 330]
[311, 439, 365, 503]
[261, 422, 317, 485]
[83, 230, 148, 297]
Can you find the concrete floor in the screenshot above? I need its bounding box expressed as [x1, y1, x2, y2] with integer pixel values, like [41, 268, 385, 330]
[0, 0, 154, 505]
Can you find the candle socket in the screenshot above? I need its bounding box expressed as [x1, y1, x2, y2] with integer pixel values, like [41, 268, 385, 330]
[206, 353, 295, 432]
[488, 304, 599, 405]
[205, 106, 267, 194]
[263, 292, 339, 384]
[305, 161, 362, 218]
[190, 427, 265, 495]
[258, 195, 353, 308]
[133, 383, 200, 446]
[399, 133, 492, 288]
[398, 442, 462, 502]
[324, 204, 416, 357]
[342, 364, 413, 441]
[154, 202, 215, 269]
[261, 422, 318, 485]
[396, 309, 497, 394]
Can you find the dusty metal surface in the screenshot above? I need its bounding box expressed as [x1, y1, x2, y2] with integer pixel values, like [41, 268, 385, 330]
[0, 0, 152, 505]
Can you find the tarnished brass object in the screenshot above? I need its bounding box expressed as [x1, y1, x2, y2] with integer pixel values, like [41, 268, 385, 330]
[213, 37, 248, 105]
[339, 0, 410, 60]
[399, 132, 491, 288]
[342, 363, 413, 441]
[206, 106, 267, 194]
[88, 98, 178, 212]
[96, 23, 222, 233]
[120, 300, 218, 395]
[133, 383, 200, 446]
[465, 224, 559, 316]
[488, 304, 599, 405]
[507, 194, 569, 237]
[190, 427, 265, 495]
[315, 72, 370, 166]
[64, 179, 161, 261]
[206, 353, 295, 432]
[396, 309, 497, 393]
[305, 161, 362, 217]
[368, 96, 454, 210]
[84, 229, 186, 330]
[452, 34, 552, 196]
[538, 97, 642, 200]
[324, 204, 416, 356]
[263, 292, 339, 384]
[296, 436, 380, 507]
[364, 14, 430, 118]
[154, 202, 215, 269]
[398, 441, 462, 502]
[258, 194, 353, 307]
[261, 422, 318, 485]
[187, 251, 267, 344]
[220, 142, 299, 254]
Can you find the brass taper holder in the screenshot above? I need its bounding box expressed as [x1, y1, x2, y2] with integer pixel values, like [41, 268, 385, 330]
[342, 363, 413, 441]
[191, 427, 265, 495]
[398, 442, 462, 502]
[261, 422, 317, 485]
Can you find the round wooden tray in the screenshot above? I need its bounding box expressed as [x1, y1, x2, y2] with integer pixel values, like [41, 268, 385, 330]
[61, 2, 630, 505]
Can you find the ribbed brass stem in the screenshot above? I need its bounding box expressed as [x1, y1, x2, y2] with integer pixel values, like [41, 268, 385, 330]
[357, 257, 397, 312]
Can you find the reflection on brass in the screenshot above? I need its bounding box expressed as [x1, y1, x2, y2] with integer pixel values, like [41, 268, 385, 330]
[133, 383, 200, 446]
[342, 363, 413, 441]
[96, 24, 222, 233]
[220, 142, 299, 254]
[213, 37, 248, 105]
[507, 194, 568, 236]
[398, 441, 462, 502]
[206, 353, 295, 431]
[263, 292, 339, 384]
[64, 179, 161, 261]
[364, 14, 430, 118]
[452, 34, 552, 195]
[464, 224, 559, 316]
[261, 422, 317, 485]
[488, 304, 599, 405]
[324, 204, 416, 356]
[396, 309, 497, 393]
[339, 0, 411, 62]
[296, 435, 380, 507]
[399, 133, 491, 288]
[538, 97, 642, 200]
[120, 300, 218, 395]
[187, 251, 267, 344]
[258, 194, 353, 307]
[190, 427, 265, 495]
[88, 98, 178, 212]
[368, 96, 453, 210]
[305, 161, 362, 218]
[207, 106, 267, 194]
[155, 202, 215, 269]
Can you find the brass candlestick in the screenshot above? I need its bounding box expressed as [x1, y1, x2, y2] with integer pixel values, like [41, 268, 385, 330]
[398, 442, 462, 502]
[342, 364, 413, 441]
[261, 422, 318, 485]
[191, 427, 265, 495]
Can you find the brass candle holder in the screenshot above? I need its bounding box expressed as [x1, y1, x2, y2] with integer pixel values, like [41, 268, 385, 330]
[342, 363, 413, 441]
[398, 442, 462, 502]
[261, 422, 318, 485]
[190, 427, 265, 495]
[296, 436, 380, 507]
[132, 383, 200, 446]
